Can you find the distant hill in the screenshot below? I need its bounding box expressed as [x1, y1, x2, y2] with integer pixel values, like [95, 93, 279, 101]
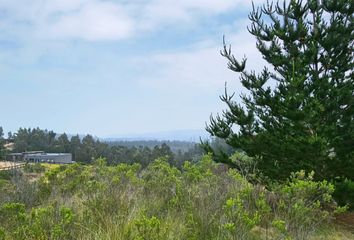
[104, 140, 198, 154]
[103, 129, 210, 142]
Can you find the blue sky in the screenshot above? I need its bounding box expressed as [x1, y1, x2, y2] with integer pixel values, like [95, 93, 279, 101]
[0, 0, 266, 137]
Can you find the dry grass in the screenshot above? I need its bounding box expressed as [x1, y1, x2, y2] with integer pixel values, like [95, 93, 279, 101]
[0, 161, 23, 170]
[310, 225, 354, 240]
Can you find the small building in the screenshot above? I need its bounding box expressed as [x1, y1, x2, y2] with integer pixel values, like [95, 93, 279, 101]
[7, 151, 74, 164]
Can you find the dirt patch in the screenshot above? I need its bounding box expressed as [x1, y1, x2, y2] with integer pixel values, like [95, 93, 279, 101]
[336, 212, 354, 232]
[23, 172, 43, 182]
[0, 161, 24, 170]
[0, 161, 15, 168]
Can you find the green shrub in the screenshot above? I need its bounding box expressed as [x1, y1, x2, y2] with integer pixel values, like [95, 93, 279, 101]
[333, 179, 354, 210]
[134, 214, 166, 240]
[0, 203, 28, 239]
[180, 155, 226, 239]
[79, 159, 142, 233]
[222, 196, 261, 240]
[229, 152, 260, 182]
[142, 157, 182, 213]
[0, 157, 344, 240]
[272, 171, 336, 239]
[23, 163, 45, 173]
[0, 228, 5, 240]
[27, 205, 75, 240]
[0, 203, 76, 240]
[0, 169, 21, 180]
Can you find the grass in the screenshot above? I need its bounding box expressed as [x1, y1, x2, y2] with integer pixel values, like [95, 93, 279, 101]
[311, 225, 354, 240]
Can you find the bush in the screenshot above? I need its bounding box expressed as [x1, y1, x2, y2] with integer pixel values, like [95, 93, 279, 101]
[23, 163, 45, 173]
[222, 196, 261, 240]
[333, 179, 354, 210]
[0, 203, 75, 240]
[271, 171, 337, 239]
[0, 169, 21, 180]
[134, 214, 166, 240]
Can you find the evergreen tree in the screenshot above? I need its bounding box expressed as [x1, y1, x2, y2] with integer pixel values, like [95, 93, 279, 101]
[205, 0, 353, 180]
[80, 135, 97, 164]
[70, 135, 81, 162]
[57, 133, 71, 153]
[152, 143, 174, 164]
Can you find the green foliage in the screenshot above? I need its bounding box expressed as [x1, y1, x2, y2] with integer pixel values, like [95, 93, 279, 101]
[223, 196, 261, 240]
[229, 152, 260, 182]
[0, 228, 5, 240]
[23, 163, 45, 173]
[180, 155, 226, 239]
[14, 127, 57, 153]
[0, 156, 346, 240]
[0, 203, 27, 231]
[333, 179, 354, 210]
[134, 215, 166, 240]
[204, 0, 354, 182]
[27, 205, 75, 240]
[271, 170, 338, 239]
[0, 169, 14, 180]
[10, 127, 182, 166]
[0, 203, 75, 240]
[142, 157, 182, 211]
[271, 219, 291, 240]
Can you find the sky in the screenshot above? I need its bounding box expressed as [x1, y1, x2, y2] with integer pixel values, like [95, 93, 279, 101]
[0, 0, 267, 137]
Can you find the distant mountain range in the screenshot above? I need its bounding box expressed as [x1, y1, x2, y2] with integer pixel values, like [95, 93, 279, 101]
[103, 129, 210, 142]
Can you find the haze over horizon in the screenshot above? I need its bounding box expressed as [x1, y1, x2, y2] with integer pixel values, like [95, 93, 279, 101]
[1, 0, 266, 136]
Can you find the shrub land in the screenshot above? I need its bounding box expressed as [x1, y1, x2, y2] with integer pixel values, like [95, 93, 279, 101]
[0, 155, 352, 240]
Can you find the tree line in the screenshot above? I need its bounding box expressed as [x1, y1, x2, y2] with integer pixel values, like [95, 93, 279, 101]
[2, 127, 203, 168]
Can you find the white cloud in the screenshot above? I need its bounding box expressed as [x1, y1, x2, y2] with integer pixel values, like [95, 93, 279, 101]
[144, 0, 265, 16]
[41, 0, 87, 13]
[0, 0, 266, 41]
[135, 0, 266, 31]
[135, 25, 265, 92]
[0, 0, 134, 41]
[44, 2, 134, 41]
[139, 0, 239, 27]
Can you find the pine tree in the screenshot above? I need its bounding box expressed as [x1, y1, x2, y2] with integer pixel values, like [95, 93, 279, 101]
[205, 0, 353, 180]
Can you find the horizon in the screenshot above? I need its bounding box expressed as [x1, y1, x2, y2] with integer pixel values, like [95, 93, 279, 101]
[3, 127, 210, 142]
[1, 0, 266, 136]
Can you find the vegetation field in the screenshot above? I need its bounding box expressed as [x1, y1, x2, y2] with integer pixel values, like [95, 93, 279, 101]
[0, 155, 353, 240]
